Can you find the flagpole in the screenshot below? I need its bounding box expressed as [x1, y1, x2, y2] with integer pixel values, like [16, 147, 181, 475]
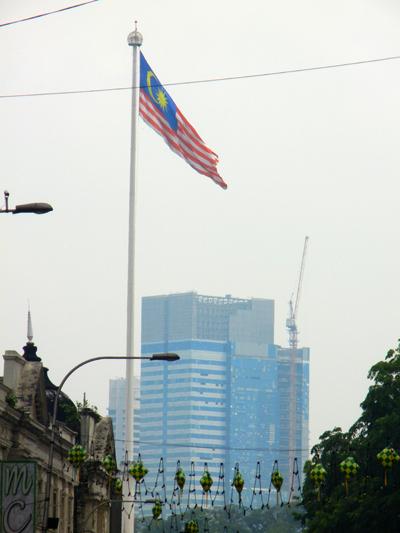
[125, 22, 142, 533]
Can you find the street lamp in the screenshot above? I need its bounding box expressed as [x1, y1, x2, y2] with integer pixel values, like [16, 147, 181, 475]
[151, 353, 179, 361]
[0, 190, 53, 215]
[42, 353, 179, 532]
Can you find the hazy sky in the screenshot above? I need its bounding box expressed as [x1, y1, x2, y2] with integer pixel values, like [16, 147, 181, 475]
[1, 0, 400, 449]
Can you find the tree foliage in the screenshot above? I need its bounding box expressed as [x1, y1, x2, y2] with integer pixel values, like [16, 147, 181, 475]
[135, 505, 302, 533]
[302, 341, 400, 532]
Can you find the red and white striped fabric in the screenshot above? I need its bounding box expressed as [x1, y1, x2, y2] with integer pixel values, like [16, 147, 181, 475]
[139, 90, 227, 190]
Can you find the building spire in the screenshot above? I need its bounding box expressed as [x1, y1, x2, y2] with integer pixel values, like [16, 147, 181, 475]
[27, 304, 33, 342]
[22, 305, 41, 362]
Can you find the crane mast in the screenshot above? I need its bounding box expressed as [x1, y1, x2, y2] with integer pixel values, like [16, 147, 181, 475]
[286, 236, 309, 349]
[287, 236, 309, 487]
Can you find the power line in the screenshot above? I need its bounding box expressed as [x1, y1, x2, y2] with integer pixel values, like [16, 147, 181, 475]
[0, 0, 99, 28]
[1, 53, 400, 100]
[114, 438, 310, 453]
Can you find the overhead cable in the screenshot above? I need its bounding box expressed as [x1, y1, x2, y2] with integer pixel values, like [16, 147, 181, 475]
[114, 438, 310, 453]
[1, 53, 400, 100]
[0, 0, 99, 28]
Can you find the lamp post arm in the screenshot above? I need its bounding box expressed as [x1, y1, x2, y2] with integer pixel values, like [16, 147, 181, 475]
[42, 355, 152, 532]
[56, 356, 151, 408]
[52, 356, 153, 435]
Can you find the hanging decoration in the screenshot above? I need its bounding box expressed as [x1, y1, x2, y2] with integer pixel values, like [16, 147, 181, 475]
[200, 471, 213, 493]
[250, 461, 264, 510]
[288, 457, 302, 505]
[200, 464, 213, 507]
[175, 466, 186, 493]
[152, 499, 162, 520]
[114, 478, 123, 494]
[102, 454, 117, 476]
[377, 447, 400, 486]
[266, 460, 284, 507]
[309, 463, 327, 501]
[233, 470, 244, 494]
[184, 519, 199, 533]
[186, 461, 198, 510]
[340, 456, 359, 495]
[170, 460, 185, 515]
[231, 464, 245, 509]
[113, 451, 400, 531]
[129, 456, 148, 483]
[271, 470, 284, 507]
[271, 471, 283, 492]
[211, 463, 226, 509]
[67, 444, 87, 467]
[148, 458, 166, 502]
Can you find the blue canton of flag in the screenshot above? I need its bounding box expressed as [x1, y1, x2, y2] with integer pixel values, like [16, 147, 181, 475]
[139, 53, 227, 189]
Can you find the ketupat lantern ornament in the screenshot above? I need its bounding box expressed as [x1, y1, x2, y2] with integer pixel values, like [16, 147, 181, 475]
[233, 471, 245, 494]
[68, 444, 87, 467]
[129, 459, 148, 482]
[310, 463, 327, 485]
[175, 466, 186, 492]
[310, 464, 327, 501]
[233, 471, 244, 493]
[200, 470, 213, 493]
[102, 454, 117, 475]
[340, 456, 359, 495]
[152, 499, 162, 520]
[114, 478, 123, 494]
[200, 469, 213, 506]
[184, 519, 199, 533]
[377, 447, 400, 486]
[271, 469, 284, 506]
[340, 456, 359, 479]
[271, 471, 284, 492]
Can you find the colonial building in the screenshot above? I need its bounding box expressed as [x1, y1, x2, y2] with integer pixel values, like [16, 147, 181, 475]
[0, 323, 121, 533]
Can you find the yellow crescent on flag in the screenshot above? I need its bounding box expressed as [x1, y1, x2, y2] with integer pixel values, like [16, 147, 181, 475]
[146, 71, 158, 105]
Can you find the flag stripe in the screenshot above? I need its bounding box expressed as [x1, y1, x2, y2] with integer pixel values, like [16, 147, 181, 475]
[141, 111, 222, 182]
[177, 119, 218, 164]
[140, 108, 223, 181]
[140, 93, 221, 173]
[140, 92, 218, 166]
[176, 110, 218, 159]
[176, 118, 218, 163]
[140, 102, 222, 178]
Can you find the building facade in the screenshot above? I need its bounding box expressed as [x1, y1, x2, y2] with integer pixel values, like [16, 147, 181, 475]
[108, 377, 140, 466]
[1, 335, 121, 533]
[276, 346, 310, 484]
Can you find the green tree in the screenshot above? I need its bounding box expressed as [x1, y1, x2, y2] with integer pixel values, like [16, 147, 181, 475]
[302, 341, 400, 532]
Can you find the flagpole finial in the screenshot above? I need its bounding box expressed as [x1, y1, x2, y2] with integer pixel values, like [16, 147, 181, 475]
[128, 21, 143, 47]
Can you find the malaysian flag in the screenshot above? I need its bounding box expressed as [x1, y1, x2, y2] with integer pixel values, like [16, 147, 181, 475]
[139, 53, 227, 190]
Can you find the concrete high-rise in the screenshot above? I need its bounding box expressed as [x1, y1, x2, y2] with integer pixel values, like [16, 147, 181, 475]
[276, 347, 310, 483]
[108, 376, 140, 466]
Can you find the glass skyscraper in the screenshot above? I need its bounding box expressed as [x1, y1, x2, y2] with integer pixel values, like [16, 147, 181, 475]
[138, 291, 309, 502]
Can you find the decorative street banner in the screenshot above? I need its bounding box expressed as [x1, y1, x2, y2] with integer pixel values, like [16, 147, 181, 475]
[0, 462, 36, 533]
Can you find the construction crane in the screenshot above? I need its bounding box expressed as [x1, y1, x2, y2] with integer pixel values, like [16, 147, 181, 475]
[287, 236, 309, 487]
[286, 236, 309, 349]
